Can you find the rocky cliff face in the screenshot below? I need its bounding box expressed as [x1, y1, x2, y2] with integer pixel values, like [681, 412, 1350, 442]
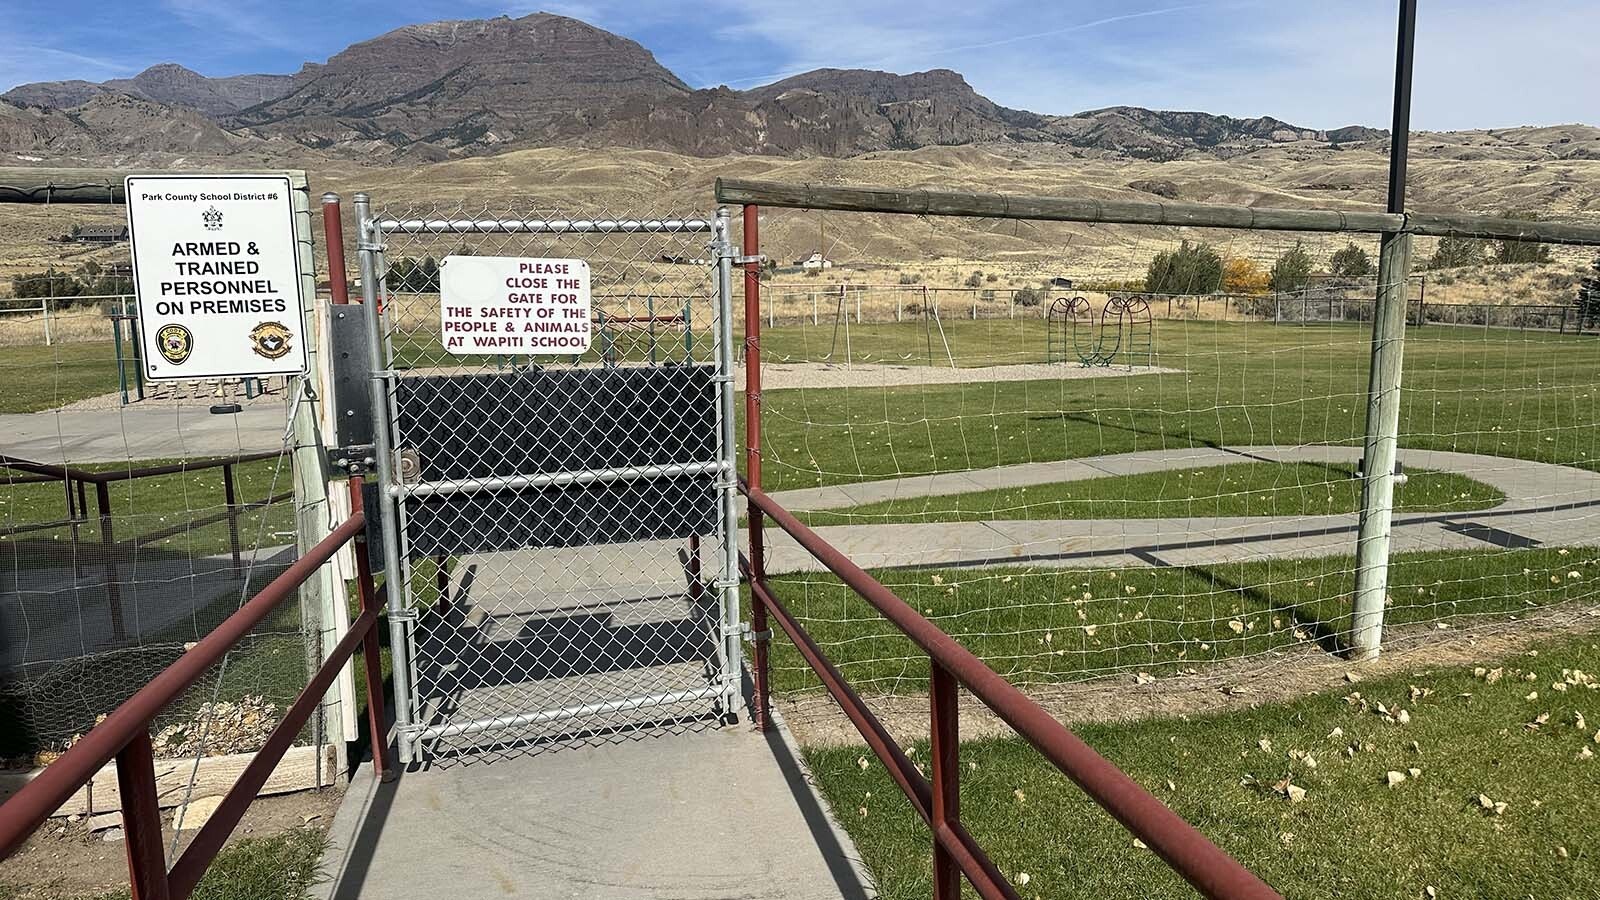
[1, 12, 1415, 163]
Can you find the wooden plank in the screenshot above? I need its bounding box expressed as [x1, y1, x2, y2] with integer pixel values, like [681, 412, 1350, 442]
[0, 167, 320, 204]
[0, 745, 332, 817]
[714, 178, 1600, 248]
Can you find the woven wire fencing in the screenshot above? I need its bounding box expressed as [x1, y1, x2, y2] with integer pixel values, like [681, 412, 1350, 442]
[365, 200, 738, 763]
[1, 198, 335, 805]
[742, 204, 1600, 719]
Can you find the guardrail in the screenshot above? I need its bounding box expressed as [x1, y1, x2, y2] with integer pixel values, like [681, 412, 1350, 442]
[0, 451, 291, 639]
[740, 484, 1281, 900]
[0, 479, 390, 899]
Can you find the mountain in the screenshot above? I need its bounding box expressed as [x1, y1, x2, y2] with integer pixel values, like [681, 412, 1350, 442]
[14, 11, 1591, 167]
[4, 64, 292, 118]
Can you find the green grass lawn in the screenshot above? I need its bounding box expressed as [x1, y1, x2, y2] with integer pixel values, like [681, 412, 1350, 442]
[757, 548, 1600, 696]
[752, 319, 1600, 492]
[804, 631, 1600, 899]
[1, 456, 296, 567]
[799, 461, 1503, 526]
[0, 341, 124, 414]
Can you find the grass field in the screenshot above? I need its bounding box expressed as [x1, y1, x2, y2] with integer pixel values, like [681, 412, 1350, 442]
[0, 342, 124, 414]
[758, 548, 1600, 695]
[754, 319, 1600, 492]
[804, 631, 1600, 899]
[799, 461, 1504, 526]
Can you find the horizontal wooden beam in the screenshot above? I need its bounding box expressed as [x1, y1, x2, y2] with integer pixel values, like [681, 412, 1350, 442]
[0, 168, 309, 204]
[715, 178, 1600, 247]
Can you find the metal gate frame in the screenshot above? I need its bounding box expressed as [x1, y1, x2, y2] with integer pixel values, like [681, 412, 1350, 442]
[352, 197, 743, 763]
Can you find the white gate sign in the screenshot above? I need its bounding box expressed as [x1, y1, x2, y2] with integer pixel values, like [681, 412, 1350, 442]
[440, 256, 591, 355]
[126, 174, 307, 380]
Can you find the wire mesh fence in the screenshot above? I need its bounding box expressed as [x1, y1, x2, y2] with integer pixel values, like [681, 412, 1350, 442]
[0, 197, 335, 796]
[361, 199, 740, 763]
[740, 202, 1600, 717]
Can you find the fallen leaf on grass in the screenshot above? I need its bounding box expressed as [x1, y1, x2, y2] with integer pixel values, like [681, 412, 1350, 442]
[1476, 794, 1509, 816]
[1386, 770, 1408, 787]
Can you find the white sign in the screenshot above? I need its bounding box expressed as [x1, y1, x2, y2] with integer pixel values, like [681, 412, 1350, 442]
[125, 174, 307, 380]
[440, 256, 591, 355]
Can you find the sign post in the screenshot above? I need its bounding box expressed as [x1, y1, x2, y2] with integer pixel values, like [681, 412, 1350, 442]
[125, 174, 309, 380]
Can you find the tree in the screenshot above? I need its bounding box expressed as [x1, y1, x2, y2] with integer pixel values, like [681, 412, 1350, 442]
[1329, 243, 1374, 278]
[1146, 241, 1223, 295]
[1491, 210, 1552, 265]
[1428, 235, 1486, 269]
[1222, 258, 1269, 294]
[1577, 253, 1600, 330]
[1269, 243, 1314, 293]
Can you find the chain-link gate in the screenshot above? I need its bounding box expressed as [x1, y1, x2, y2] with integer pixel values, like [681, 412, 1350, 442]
[351, 197, 741, 764]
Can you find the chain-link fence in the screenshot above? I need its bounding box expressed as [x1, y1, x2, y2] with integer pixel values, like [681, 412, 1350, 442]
[734, 193, 1600, 724]
[357, 198, 740, 764]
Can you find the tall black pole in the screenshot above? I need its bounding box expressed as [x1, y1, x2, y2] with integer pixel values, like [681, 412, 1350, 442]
[1387, 0, 1418, 214]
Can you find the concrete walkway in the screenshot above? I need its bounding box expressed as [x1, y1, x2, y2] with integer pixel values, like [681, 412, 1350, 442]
[764, 445, 1600, 572]
[316, 715, 873, 900]
[0, 405, 287, 463]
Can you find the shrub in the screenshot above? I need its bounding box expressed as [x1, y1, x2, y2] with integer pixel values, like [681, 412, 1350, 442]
[986, 273, 998, 283]
[1268, 244, 1314, 293]
[1429, 235, 1487, 269]
[898, 272, 921, 285]
[1014, 287, 1044, 307]
[1145, 241, 1222, 294]
[965, 272, 983, 288]
[1491, 210, 1553, 264]
[1222, 258, 1269, 294]
[1329, 243, 1374, 277]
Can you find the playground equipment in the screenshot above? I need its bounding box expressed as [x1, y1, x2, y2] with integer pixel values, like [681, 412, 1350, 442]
[594, 296, 696, 367]
[819, 284, 956, 368]
[1047, 294, 1154, 367]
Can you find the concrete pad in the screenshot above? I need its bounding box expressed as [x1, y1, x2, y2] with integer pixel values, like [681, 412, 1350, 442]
[0, 405, 288, 464]
[316, 721, 873, 900]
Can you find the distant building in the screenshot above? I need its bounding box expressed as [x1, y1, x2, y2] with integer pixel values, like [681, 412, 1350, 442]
[71, 224, 128, 244]
[1048, 276, 1074, 289]
[794, 251, 833, 271]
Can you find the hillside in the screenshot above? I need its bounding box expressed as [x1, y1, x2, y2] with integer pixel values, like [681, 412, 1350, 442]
[1, 12, 1413, 163]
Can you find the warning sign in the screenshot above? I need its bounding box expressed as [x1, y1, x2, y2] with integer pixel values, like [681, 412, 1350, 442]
[125, 174, 307, 380]
[440, 256, 591, 355]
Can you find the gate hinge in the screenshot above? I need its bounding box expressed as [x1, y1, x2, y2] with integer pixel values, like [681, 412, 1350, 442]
[328, 444, 377, 475]
[724, 253, 765, 265]
[725, 621, 772, 641]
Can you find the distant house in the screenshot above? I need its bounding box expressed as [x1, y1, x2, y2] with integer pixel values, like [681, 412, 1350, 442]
[794, 251, 833, 271]
[1048, 276, 1074, 289]
[71, 224, 129, 244]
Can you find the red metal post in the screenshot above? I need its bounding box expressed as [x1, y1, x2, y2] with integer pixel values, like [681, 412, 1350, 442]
[930, 662, 961, 900]
[116, 730, 171, 900]
[742, 204, 771, 732]
[348, 477, 394, 781]
[323, 194, 350, 306]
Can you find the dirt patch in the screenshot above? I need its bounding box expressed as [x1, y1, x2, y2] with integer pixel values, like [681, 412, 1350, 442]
[0, 787, 341, 896]
[778, 603, 1600, 747]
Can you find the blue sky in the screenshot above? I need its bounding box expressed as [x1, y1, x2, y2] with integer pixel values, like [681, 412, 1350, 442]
[3, 0, 1595, 130]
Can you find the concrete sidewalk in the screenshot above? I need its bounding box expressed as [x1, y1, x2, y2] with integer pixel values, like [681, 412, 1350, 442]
[0, 405, 287, 463]
[315, 716, 873, 900]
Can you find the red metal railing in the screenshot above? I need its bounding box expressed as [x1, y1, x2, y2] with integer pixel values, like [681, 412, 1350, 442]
[0, 479, 391, 900]
[737, 202, 1279, 900]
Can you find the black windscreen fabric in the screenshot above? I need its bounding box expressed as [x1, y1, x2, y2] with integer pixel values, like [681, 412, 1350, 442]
[394, 365, 717, 480]
[394, 365, 720, 555]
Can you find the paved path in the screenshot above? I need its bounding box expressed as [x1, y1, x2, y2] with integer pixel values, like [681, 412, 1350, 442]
[0, 405, 288, 463]
[316, 716, 872, 900]
[763, 445, 1600, 573]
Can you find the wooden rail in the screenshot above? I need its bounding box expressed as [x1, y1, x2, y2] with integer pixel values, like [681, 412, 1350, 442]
[715, 177, 1600, 247]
